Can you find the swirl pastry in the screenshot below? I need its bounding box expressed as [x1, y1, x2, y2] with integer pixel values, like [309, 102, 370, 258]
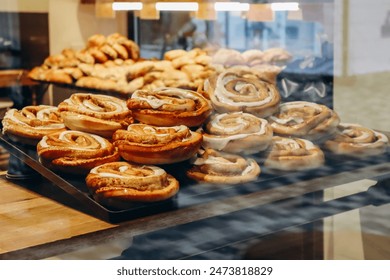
[187, 149, 261, 184]
[323, 123, 388, 157]
[113, 124, 202, 164]
[58, 93, 133, 138]
[264, 136, 325, 171]
[127, 87, 212, 127]
[2, 105, 66, 145]
[205, 69, 281, 118]
[201, 112, 273, 154]
[37, 130, 120, 175]
[86, 162, 179, 208]
[268, 101, 340, 142]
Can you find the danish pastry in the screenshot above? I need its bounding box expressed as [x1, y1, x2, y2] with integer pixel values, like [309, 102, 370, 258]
[113, 124, 203, 164]
[37, 130, 120, 175]
[127, 87, 212, 127]
[2, 105, 66, 145]
[268, 101, 340, 142]
[205, 68, 281, 118]
[264, 136, 325, 171]
[86, 162, 179, 208]
[201, 112, 273, 154]
[58, 93, 133, 138]
[323, 123, 388, 157]
[187, 149, 261, 184]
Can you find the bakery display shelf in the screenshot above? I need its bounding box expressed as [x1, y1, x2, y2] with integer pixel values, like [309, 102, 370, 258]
[1, 134, 389, 224]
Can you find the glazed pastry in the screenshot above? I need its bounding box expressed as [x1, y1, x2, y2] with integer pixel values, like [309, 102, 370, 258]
[268, 101, 340, 142]
[86, 162, 179, 208]
[187, 148, 261, 184]
[127, 87, 212, 127]
[211, 48, 246, 67]
[264, 136, 325, 171]
[241, 49, 264, 66]
[37, 130, 120, 175]
[261, 48, 292, 65]
[201, 112, 273, 154]
[113, 124, 203, 165]
[2, 105, 66, 145]
[58, 93, 133, 138]
[323, 123, 388, 157]
[205, 69, 281, 118]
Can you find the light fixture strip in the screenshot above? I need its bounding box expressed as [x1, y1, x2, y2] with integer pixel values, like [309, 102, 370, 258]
[112, 2, 143, 11]
[271, 2, 300, 11]
[155, 2, 199, 12]
[214, 2, 250, 12]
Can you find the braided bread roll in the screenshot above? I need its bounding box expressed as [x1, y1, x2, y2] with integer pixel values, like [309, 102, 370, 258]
[264, 136, 325, 171]
[187, 149, 261, 184]
[58, 93, 133, 138]
[37, 130, 120, 174]
[86, 162, 179, 208]
[268, 101, 340, 142]
[127, 87, 212, 127]
[201, 112, 273, 154]
[2, 105, 66, 145]
[205, 69, 281, 118]
[113, 124, 202, 165]
[323, 123, 388, 157]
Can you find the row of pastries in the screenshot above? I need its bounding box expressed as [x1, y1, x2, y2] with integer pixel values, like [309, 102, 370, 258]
[3, 45, 389, 209]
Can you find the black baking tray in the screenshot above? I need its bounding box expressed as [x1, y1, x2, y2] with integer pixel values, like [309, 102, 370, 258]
[1, 134, 389, 223]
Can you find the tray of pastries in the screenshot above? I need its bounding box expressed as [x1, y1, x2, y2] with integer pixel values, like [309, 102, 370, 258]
[2, 55, 389, 223]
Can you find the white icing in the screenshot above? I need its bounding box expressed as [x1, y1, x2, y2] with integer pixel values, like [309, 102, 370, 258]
[39, 131, 107, 150]
[90, 164, 165, 179]
[270, 101, 321, 125]
[193, 155, 256, 176]
[132, 88, 201, 109]
[5, 108, 65, 130]
[274, 137, 316, 150]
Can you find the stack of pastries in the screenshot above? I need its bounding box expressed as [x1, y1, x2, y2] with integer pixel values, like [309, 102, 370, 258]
[3, 46, 388, 209]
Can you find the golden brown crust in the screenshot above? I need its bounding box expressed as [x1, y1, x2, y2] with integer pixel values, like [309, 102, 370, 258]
[86, 162, 179, 207]
[201, 112, 273, 154]
[113, 124, 203, 164]
[205, 68, 281, 118]
[187, 149, 261, 184]
[127, 87, 212, 127]
[268, 101, 340, 142]
[323, 123, 389, 157]
[2, 105, 67, 145]
[58, 93, 133, 138]
[37, 131, 120, 175]
[264, 136, 325, 171]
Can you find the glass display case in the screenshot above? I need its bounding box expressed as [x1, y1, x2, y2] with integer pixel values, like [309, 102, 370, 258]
[0, 0, 389, 260]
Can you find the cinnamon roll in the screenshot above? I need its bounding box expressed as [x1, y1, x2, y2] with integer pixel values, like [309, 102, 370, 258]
[264, 136, 325, 171]
[201, 112, 273, 154]
[113, 124, 202, 164]
[2, 105, 66, 145]
[323, 123, 388, 157]
[268, 101, 340, 142]
[37, 130, 120, 175]
[127, 87, 212, 127]
[86, 162, 179, 208]
[58, 93, 133, 138]
[187, 149, 261, 184]
[205, 69, 281, 118]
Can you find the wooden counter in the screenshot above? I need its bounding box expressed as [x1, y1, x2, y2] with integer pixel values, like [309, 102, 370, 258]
[0, 173, 115, 255]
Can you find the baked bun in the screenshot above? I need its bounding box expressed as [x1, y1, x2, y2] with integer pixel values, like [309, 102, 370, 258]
[58, 93, 133, 138]
[268, 101, 340, 142]
[187, 148, 261, 184]
[113, 124, 203, 165]
[86, 162, 179, 208]
[264, 136, 325, 171]
[211, 48, 246, 67]
[241, 49, 264, 66]
[323, 123, 388, 157]
[205, 68, 281, 118]
[2, 105, 66, 145]
[37, 130, 120, 175]
[127, 87, 212, 127]
[201, 112, 273, 154]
